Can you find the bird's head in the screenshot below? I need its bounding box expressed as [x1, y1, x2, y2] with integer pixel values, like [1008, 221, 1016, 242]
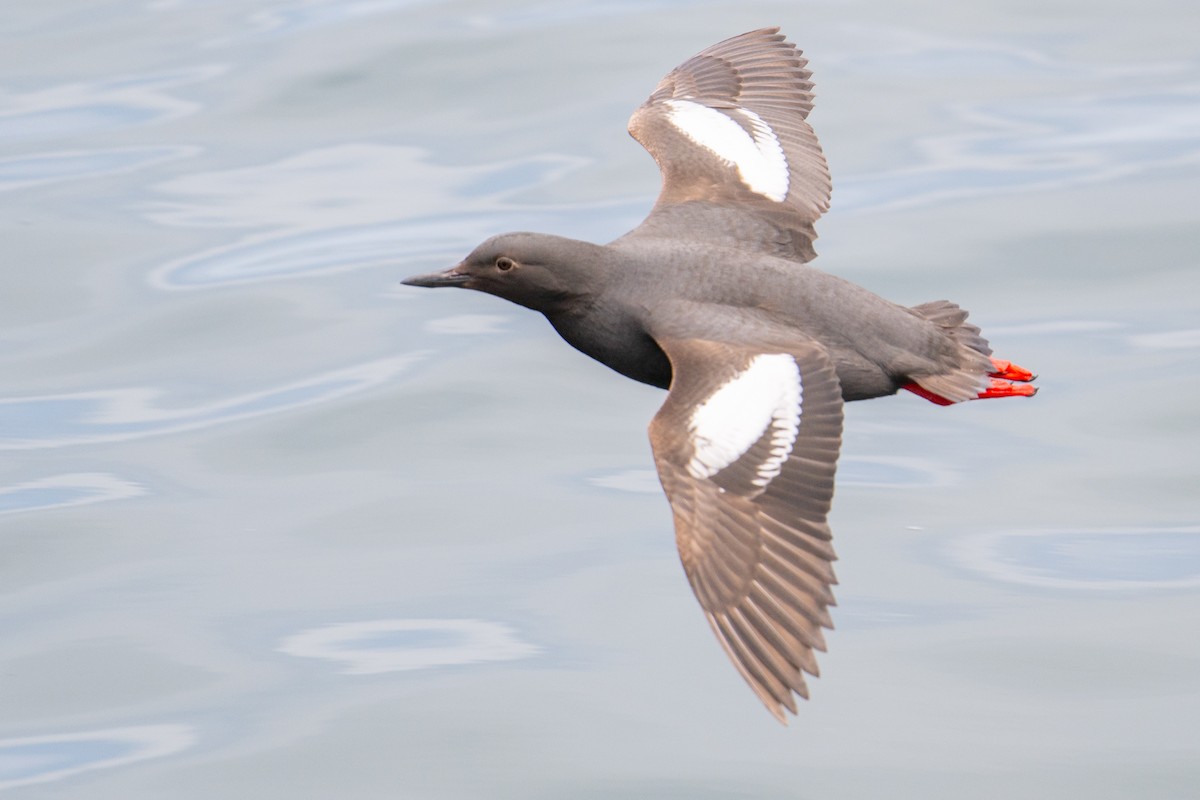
[402, 232, 603, 313]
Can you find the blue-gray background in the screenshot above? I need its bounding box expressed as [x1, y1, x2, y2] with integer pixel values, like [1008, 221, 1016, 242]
[2, 1, 1197, 797]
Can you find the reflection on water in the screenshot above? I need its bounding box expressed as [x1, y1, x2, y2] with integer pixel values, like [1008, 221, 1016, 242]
[0, 473, 145, 515]
[424, 315, 509, 335]
[1129, 328, 1200, 350]
[0, 147, 198, 192]
[830, 24, 1192, 79]
[277, 618, 539, 674]
[836, 598, 977, 631]
[836, 456, 955, 489]
[983, 320, 1125, 337]
[0, 356, 420, 450]
[143, 143, 594, 288]
[0, 65, 225, 143]
[143, 145, 587, 230]
[0, 62, 219, 195]
[194, 0, 435, 47]
[0, 725, 193, 791]
[588, 468, 660, 494]
[839, 86, 1200, 213]
[149, 217, 513, 289]
[951, 526, 1200, 590]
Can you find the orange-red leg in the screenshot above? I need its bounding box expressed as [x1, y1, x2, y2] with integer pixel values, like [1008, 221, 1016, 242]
[902, 357, 1039, 405]
[989, 358, 1036, 382]
[978, 377, 1037, 400]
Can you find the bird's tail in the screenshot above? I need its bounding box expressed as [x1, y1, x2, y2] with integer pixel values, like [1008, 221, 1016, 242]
[902, 300, 1037, 406]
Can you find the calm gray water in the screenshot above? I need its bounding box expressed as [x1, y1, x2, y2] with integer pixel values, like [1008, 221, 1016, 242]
[2, 1, 1198, 798]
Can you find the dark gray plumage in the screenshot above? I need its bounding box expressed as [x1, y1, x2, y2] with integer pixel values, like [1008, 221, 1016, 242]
[403, 28, 1036, 722]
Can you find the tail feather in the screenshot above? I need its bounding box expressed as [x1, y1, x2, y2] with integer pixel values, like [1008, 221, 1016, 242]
[906, 300, 993, 403]
[909, 300, 992, 358]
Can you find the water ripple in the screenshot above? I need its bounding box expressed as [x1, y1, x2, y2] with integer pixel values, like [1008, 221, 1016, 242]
[193, 0, 434, 46]
[0, 146, 198, 192]
[277, 618, 539, 674]
[837, 456, 956, 489]
[0, 65, 226, 143]
[0, 724, 193, 791]
[0, 356, 420, 450]
[149, 217, 496, 289]
[1130, 328, 1200, 350]
[841, 86, 1200, 212]
[983, 320, 1125, 337]
[143, 144, 595, 288]
[424, 315, 509, 335]
[143, 144, 586, 230]
[951, 526, 1200, 590]
[0, 473, 145, 515]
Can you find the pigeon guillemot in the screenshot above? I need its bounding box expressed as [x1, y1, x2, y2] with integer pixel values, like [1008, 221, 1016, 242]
[402, 27, 1037, 722]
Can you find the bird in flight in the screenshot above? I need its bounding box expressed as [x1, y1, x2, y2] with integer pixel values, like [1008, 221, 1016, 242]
[403, 27, 1037, 722]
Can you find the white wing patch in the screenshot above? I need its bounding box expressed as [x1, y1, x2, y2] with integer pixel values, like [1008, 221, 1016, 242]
[664, 99, 790, 202]
[687, 354, 802, 486]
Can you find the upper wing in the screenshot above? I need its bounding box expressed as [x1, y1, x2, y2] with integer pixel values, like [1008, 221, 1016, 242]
[620, 28, 831, 262]
[647, 335, 844, 722]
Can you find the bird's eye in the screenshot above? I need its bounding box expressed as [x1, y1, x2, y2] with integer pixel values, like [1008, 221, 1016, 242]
[495, 256, 515, 272]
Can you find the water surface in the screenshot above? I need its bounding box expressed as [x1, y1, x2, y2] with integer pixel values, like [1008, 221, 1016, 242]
[2, 1, 1198, 798]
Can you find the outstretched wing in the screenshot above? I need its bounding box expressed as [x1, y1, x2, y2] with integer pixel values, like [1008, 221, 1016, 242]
[621, 27, 831, 262]
[648, 335, 844, 721]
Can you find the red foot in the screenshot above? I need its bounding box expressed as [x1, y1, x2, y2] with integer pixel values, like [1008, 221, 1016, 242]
[902, 372, 1039, 405]
[989, 358, 1035, 382]
[978, 378, 1038, 400]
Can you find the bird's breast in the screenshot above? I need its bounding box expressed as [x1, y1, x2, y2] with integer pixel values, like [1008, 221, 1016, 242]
[546, 307, 672, 389]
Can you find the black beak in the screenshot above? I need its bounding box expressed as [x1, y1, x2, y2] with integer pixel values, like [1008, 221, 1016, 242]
[401, 264, 470, 288]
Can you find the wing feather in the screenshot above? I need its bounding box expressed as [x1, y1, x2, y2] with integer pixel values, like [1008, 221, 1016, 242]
[648, 334, 843, 721]
[619, 28, 832, 262]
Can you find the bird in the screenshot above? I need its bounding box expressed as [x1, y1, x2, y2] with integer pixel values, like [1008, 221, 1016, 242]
[402, 27, 1037, 723]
